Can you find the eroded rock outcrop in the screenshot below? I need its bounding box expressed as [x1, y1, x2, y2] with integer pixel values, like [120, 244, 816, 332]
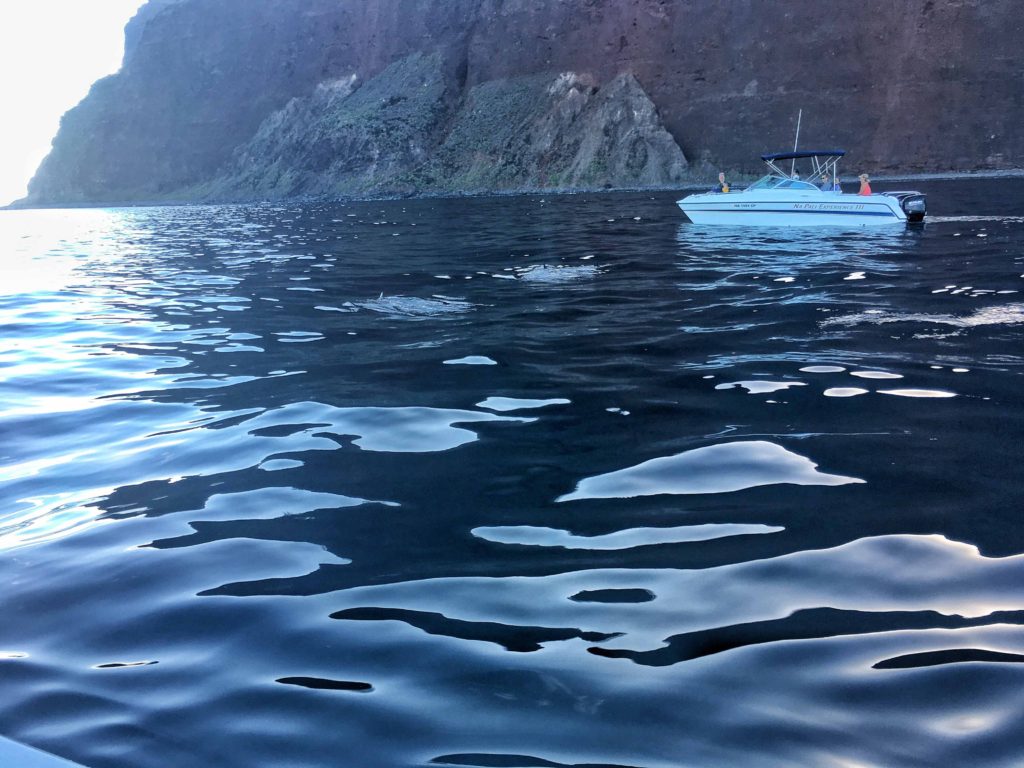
[205, 62, 686, 200]
[419, 71, 687, 193]
[206, 52, 458, 199]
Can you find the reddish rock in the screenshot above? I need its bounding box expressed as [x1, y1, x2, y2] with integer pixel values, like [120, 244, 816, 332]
[24, 0, 1024, 204]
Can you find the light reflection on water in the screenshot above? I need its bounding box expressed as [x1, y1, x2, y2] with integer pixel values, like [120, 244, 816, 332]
[1, 183, 1023, 768]
[556, 440, 864, 502]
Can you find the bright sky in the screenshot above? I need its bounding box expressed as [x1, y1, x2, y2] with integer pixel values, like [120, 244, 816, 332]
[0, 1, 146, 206]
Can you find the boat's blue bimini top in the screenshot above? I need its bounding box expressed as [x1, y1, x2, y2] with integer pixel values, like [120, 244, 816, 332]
[761, 150, 846, 161]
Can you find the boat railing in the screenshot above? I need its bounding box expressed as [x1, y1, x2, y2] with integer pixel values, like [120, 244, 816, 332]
[762, 151, 843, 185]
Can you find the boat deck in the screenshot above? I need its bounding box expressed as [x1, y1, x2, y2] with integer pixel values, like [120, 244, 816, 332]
[0, 736, 87, 767]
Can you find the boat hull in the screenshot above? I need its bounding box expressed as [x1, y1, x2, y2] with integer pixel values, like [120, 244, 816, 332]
[678, 191, 907, 226]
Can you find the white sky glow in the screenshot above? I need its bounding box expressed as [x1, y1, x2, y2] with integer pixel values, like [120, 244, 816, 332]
[0, 1, 146, 205]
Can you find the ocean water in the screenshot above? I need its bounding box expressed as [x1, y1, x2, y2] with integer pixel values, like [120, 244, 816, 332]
[1, 180, 1023, 768]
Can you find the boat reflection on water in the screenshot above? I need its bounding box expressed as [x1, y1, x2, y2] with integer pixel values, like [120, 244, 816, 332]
[670, 221, 928, 361]
[675, 221, 922, 273]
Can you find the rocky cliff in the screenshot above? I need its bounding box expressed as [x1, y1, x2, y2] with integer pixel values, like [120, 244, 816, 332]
[205, 60, 687, 200]
[24, 0, 1024, 204]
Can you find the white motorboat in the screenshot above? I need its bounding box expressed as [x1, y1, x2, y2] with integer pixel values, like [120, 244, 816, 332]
[677, 150, 927, 226]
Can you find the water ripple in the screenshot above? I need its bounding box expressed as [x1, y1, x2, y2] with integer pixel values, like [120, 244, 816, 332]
[557, 441, 864, 502]
[0, 184, 1022, 768]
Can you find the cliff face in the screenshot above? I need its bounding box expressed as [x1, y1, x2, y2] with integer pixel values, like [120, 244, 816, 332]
[24, 0, 1024, 204]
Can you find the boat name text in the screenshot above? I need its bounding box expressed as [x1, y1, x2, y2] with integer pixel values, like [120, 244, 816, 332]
[792, 203, 867, 210]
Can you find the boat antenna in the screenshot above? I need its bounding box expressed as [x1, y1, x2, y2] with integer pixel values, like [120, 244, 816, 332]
[790, 109, 802, 176]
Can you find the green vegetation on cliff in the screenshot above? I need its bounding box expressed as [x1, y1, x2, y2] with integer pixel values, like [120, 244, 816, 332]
[203, 55, 686, 201]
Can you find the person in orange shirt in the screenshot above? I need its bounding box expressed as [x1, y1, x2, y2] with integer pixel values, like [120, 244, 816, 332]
[858, 173, 872, 196]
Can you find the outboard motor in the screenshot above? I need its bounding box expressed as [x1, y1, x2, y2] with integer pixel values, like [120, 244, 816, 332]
[882, 191, 927, 223]
[900, 193, 927, 223]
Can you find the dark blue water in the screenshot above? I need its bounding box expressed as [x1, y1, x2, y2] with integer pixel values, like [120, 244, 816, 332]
[1, 180, 1023, 768]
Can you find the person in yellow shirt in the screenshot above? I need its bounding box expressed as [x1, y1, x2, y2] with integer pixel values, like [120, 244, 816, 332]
[715, 172, 730, 193]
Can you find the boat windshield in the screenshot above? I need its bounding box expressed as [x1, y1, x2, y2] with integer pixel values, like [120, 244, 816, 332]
[745, 175, 821, 192]
[774, 178, 820, 191]
[746, 175, 777, 191]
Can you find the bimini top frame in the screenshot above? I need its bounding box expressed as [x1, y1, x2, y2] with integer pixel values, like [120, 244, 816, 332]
[760, 149, 846, 180]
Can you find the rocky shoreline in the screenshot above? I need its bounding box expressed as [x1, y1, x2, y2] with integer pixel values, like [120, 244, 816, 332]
[9, 169, 1023, 212]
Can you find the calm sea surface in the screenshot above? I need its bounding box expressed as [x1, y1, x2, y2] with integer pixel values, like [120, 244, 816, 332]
[1, 180, 1023, 768]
